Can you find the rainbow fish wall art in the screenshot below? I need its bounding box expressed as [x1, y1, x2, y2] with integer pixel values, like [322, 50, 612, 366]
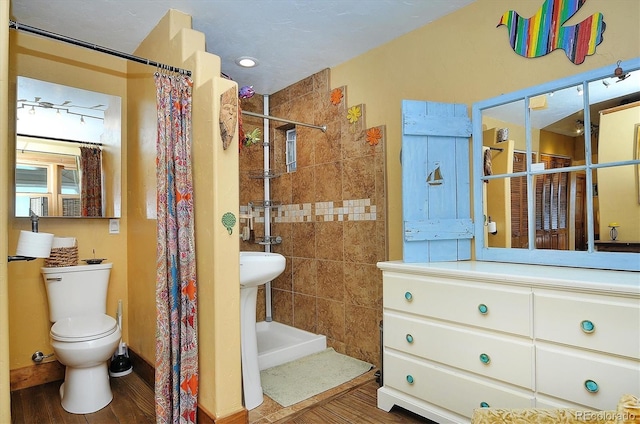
[497, 0, 605, 65]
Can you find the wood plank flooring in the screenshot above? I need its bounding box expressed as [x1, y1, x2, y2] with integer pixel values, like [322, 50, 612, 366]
[11, 371, 432, 423]
[271, 380, 432, 424]
[11, 372, 154, 424]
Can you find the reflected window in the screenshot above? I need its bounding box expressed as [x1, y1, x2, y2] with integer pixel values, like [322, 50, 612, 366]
[15, 150, 80, 217]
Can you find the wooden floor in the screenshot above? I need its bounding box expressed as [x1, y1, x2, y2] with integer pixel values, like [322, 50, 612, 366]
[269, 380, 432, 424]
[11, 372, 155, 424]
[11, 371, 431, 423]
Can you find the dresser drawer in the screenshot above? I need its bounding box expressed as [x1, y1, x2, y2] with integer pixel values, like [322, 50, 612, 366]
[536, 345, 640, 411]
[534, 290, 640, 359]
[383, 273, 532, 336]
[383, 351, 534, 418]
[535, 395, 595, 410]
[384, 312, 534, 389]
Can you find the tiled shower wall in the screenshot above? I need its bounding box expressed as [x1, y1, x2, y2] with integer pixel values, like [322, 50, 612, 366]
[239, 69, 387, 367]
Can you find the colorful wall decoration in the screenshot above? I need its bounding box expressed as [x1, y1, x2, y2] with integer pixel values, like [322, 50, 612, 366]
[498, 0, 605, 65]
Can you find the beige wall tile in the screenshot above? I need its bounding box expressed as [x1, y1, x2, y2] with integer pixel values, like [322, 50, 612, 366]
[343, 156, 376, 200]
[344, 263, 380, 308]
[317, 260, 344, 302]
[272, 289, 293, 326]
[292, 222, 316, 258]
[292, 166, 315, 204]
[315, 221, 344, 261]
[293, 293, 317, 333]
[317, 298, 345, 342]
[315, 162, 342, 202]
[292, 257, 317, 296]
[344, 221, 378, 263]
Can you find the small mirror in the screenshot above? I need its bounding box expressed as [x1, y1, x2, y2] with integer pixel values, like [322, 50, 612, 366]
[15, 77, 121, 218]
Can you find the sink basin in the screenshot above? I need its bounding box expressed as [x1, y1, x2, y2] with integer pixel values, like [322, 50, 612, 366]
[240, 252, 286, 288]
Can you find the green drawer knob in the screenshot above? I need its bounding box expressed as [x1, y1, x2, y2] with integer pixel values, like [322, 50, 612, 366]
[406, 334, 414, 343]
[478, 304, 488, 315]
[479, 353, 491, 364]
[480, 402, 490, 408]
[406, 375, 414, 384]
[581, 320, 595, 334]
[405, 291, 413, 301]
[585, 380, 599, 393]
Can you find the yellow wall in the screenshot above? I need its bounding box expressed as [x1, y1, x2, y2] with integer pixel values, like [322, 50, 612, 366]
[331, 0, 640, 259]
[540, 130, 575, 158]
[128, 10, 242, 419]
[1, 0, 11, 420]
[597, 103, 640, 240]
[7, 31, 129, 369]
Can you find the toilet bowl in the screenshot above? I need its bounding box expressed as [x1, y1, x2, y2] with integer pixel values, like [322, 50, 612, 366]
[41, 263, 121, 414]
[50, 314, 122, 413]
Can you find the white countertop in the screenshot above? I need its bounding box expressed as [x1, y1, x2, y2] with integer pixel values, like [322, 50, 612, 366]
[377, 260, 640, 296]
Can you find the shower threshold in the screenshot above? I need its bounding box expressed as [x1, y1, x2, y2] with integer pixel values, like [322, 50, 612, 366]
[256, 320, 327, 371]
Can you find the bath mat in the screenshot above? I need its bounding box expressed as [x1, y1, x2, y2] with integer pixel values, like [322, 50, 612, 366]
[260, 348, 373, 407]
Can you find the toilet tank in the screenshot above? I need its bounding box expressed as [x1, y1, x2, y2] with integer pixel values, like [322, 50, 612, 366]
[41, 263, 113, 322]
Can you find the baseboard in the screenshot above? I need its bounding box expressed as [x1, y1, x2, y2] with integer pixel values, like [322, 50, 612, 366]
[10, 360, 65, 391]
[127, 347, 155, 388]
[198, 404, 248, 424]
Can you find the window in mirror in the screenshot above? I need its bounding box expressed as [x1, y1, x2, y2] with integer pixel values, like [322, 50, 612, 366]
[15, 77, 121, 218]
[15, 149, 81, 217]
[473, 58, 640, 271]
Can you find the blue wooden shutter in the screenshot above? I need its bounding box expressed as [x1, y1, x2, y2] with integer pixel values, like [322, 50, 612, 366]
[402, 100, 473, 262]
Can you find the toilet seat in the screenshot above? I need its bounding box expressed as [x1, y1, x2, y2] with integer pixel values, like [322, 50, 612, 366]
[51, 314, 118, 342]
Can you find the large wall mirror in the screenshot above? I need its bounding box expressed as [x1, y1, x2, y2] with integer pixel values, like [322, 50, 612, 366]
[15, 77, 121, 218]
[473, 58, 640, 271]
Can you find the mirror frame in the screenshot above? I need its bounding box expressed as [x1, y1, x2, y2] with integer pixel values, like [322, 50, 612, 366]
[472, 57, 640, 272]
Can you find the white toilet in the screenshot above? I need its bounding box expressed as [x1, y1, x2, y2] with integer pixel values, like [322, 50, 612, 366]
[41, 263, 121, 414]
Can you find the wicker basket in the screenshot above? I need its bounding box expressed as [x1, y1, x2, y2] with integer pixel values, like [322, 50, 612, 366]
[45, 246, 79, 267]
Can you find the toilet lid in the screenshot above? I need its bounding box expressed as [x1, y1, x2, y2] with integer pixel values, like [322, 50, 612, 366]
[50, 314, 118, 342]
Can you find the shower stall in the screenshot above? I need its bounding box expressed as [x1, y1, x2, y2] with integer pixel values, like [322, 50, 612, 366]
[241, 95, 326, 371]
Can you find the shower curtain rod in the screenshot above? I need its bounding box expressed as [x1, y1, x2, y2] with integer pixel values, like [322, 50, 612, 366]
[8, 20, 192, 77]
[242, 110, 327, 132]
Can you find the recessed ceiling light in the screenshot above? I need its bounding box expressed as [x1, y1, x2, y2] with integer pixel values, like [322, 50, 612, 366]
[235, 56, 258, 68]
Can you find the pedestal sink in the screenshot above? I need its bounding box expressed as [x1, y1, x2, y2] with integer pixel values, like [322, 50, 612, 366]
[239, 251, 286, 410]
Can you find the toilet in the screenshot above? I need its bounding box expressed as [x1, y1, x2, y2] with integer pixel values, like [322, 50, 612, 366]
[41, 263, 121, 414]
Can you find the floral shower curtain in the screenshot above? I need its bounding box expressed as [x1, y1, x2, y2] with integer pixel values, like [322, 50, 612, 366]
[79, 146, 102, 216]
[154, 71, 198, 424]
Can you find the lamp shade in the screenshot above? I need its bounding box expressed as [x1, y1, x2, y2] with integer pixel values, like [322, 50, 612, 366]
[15, 231, 54, 258]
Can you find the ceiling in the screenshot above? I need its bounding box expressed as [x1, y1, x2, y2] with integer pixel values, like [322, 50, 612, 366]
[9, 0, 477, 95]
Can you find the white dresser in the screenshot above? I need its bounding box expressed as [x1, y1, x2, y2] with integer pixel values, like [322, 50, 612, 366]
[377, 261, 640, 423]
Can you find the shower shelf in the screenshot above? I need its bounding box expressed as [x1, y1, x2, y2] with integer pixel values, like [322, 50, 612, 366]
[248, 170, 281, 179]
[256, 235, 283, 245]
[249, 200, 282, 209]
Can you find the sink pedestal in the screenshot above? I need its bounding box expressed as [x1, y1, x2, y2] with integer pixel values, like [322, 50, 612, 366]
[240, 285, 263, 410]
[238, 252, 285, 410]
